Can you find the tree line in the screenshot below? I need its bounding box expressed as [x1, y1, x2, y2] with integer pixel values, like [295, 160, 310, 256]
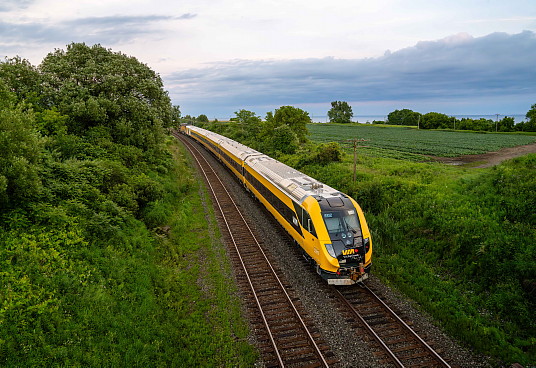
[325, 101, 536, 132]
[382, 108, 536, 132]
[186, 101, 536, 132]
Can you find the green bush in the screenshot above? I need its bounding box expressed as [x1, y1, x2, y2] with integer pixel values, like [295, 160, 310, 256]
[272, 124, 299, 154]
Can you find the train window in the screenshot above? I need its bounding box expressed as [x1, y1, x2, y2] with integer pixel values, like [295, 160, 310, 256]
[292, 202, 316, 238]
[303, 211, 317, 237]
[322, 210, 362, 237]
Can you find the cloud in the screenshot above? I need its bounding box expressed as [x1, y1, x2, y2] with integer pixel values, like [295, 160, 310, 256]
[166, 31, 536, 116]
[0, 0, 34, 12]
[0, 13, 196, 46]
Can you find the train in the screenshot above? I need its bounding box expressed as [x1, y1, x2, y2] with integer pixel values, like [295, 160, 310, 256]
[180, 124, 372, 285]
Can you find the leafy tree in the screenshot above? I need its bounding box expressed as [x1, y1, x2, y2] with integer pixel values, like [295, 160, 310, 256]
[328, 101, 353, 124]
[171, 105, 181, 127]
[35, 109, 69, 136]
[234, 109, 262, 142]
[457, 117, 493, 131]
[272, 125, 299, 154]
[387, 109, 421, 126]
[197, 114, 209, 123]
[265, 106, 310, 143]
[498, 116, 515, 132]
[0, 78, 17, 109]
[0, 106, 43, 207]
[421, 112, 452, 129]
[0, 56, 43, 108]
[39, 43, 173, 150]
[523, 104, 536, 131]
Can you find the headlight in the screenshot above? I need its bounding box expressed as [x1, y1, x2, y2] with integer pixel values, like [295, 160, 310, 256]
[325, 243, 337, 258]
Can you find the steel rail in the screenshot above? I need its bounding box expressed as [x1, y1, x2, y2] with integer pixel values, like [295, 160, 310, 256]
[362, 284, 451, 367]
[334, 288, 405, 368]
[334, 285, 451, 368]
[178, 133, 330, 368]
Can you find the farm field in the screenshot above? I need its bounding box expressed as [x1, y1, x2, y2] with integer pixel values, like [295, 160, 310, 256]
[289, 123, 535, 365]
[308, 123, 536, 160]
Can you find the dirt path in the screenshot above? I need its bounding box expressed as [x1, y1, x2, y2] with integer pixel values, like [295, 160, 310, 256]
[432, 142, 536, 168]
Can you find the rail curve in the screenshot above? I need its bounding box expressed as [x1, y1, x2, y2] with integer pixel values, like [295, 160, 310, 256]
[176, 131, 337, 367]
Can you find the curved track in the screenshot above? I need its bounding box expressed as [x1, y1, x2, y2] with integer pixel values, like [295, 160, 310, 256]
[175, 131, 337, 368]
[335, 284, 451, 368]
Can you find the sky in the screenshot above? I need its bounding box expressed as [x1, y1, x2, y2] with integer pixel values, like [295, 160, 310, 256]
[1, 0, 536, 121]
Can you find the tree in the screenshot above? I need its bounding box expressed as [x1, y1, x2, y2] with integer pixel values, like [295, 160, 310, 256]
[0, 106, 43, 208]
[421, 112, 452, 129]
[0, 56, 44, 108]
[265, 106, 310, 143]
[197, 114, 209, 123]
[327, 101, 353, 124]
[171, 105, 181, 127]
[39, 43, 173, 150]
[524, 104, 536, 132]
[233, 109, 262, 142]
[387, 109, 421, 126]
[498, 116, 515, 132]
[272, 125, 299, 154]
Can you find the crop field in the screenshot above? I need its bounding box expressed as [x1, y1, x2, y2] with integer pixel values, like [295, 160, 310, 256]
[308, 123, 536, 160]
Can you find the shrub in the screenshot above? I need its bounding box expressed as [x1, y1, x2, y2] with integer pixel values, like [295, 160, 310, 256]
[272, 125, 299, 154]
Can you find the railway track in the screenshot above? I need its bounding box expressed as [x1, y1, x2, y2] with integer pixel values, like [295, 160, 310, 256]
[174, 130, 455, 367]
[175, 131, 337, 368]
[334, 284, 451, 368]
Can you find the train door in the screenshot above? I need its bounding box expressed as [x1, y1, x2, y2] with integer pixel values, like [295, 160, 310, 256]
[293, 203, 319, 258]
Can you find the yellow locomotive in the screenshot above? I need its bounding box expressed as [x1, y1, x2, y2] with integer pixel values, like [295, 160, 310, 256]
[181, 124, 372, 285]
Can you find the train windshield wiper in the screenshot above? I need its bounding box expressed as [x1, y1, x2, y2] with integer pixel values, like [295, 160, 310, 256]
[343, 218, 357, 234]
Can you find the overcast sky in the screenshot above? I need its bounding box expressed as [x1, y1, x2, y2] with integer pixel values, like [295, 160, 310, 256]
[1, 0, 535, 120]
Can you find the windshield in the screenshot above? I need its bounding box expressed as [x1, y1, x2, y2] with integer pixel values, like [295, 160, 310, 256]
[322, 209, 362, 236]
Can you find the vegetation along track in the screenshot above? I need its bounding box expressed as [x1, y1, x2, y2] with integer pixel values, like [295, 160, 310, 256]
[334, 284, 451, 368]
[174, 131, 337, 368]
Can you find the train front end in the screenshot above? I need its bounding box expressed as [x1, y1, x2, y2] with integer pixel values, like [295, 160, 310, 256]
[312, 194, 372, 285]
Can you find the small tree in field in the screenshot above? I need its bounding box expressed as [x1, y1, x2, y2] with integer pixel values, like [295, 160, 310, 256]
[328, 101, 353, 124]
[524, 103, 536, 131]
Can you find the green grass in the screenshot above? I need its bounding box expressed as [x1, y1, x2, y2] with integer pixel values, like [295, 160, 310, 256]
[299, 125, 535, 365]
[0, 138, 257, 367]
[308, 123, 536, 160]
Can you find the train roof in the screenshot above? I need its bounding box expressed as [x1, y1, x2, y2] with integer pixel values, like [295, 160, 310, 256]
[245, 155, 340, 204]
[188, 125, 342, 204]
[189, 126, 262, 161]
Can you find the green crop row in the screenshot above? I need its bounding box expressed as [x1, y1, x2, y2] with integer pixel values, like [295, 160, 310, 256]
[308, 123, 536, 158]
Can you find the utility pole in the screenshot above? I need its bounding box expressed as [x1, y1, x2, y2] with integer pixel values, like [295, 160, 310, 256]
[495, 113, 500, 132]
[343, 138, 369, 182]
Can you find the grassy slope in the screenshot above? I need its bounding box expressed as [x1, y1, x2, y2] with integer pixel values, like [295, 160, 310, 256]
[0, 137, 256, 367]
[301, 124, 535, 365]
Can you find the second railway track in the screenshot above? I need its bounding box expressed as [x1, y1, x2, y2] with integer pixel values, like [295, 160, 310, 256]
[176, 132, 337, 368]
